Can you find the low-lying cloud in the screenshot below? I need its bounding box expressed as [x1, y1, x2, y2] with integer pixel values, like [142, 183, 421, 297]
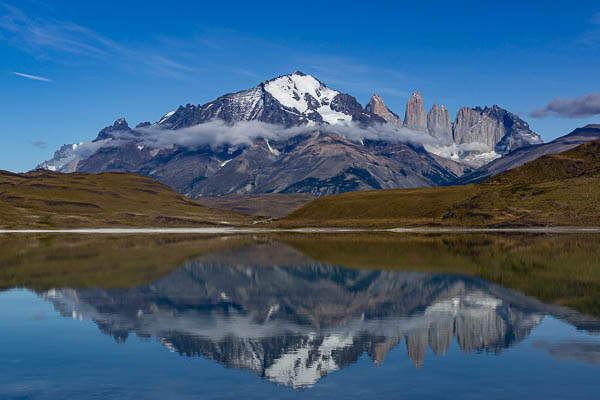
[114, 120, 441, 150]
[531, 93, 600, 118]
[47, 120, 449, 170]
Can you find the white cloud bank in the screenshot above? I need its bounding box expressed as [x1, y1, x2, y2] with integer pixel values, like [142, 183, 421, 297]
[41, 120, 494, 171]
[89, 120, 442, 151]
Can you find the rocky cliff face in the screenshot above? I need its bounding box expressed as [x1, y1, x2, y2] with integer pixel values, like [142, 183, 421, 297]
[427, 104, 452, 143]
[403, 91, 427, 131]
[94, 118, 132, 141]
[452, 105, 542, 153]
[365, 94, 402, 127]
[453, 107, 504, 150]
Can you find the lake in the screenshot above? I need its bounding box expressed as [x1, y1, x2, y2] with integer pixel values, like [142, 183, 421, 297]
[1, 232, 599, 399]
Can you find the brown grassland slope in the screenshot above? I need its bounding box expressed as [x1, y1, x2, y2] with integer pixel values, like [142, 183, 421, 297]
[279, 140, 600, 228]
[0, 170, 253, 228]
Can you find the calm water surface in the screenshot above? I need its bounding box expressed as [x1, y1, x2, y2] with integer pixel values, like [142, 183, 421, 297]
[1, 233, 599, 399]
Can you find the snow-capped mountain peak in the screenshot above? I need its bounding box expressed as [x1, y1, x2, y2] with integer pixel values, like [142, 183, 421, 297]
[146, 71, 384, 130]
[263, 71, 351, 124]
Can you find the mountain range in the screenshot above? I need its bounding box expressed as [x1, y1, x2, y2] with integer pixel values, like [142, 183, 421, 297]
[37, 71, 574, 198]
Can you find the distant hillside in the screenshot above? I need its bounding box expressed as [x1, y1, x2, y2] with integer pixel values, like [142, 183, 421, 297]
[197, 193, 315, 218]
[0, 170, 252, 228]
[279, 139, 600, 228]
[458, 124, 600, 184]
[485, 139, 600, 185]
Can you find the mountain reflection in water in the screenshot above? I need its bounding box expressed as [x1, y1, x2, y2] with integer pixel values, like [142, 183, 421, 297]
[37, 240, 600, 389]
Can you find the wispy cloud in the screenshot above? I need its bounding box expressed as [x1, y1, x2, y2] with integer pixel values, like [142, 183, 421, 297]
[0, 3, 196, 79]
[0, 3, 109, 58]
[30, 140, 48, 149]
[592, 12, 600, 26]
[12, 71, 52, 82]
[531, 93, 600, 118]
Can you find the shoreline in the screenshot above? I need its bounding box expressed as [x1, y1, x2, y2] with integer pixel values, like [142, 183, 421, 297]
[1, 227, 600, 234]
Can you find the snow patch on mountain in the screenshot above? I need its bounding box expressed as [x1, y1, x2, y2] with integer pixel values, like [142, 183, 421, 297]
[158, 110, 175, 124]
[219, 159, 232, 168]
[265, 139, 280, 155]
[425, 142, 501, 167]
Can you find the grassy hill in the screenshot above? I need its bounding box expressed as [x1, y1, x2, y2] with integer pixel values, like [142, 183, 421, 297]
[278, 140, 600, 228]
[486, 139, 600, 185]
[0, 170, 253, 228]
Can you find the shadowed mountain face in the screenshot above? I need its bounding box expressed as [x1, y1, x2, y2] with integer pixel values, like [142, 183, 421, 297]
[41, 241, 600, 389]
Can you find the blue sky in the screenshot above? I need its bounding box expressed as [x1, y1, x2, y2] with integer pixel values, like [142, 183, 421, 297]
[1, 0, 599, 172]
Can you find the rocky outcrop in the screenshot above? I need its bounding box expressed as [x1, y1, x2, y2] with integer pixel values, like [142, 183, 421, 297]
[93, 117, 131, 142]
[365, 94, 402, 127]
[403, 91, 427, 131]
[487, 105, 544, 153]
[427, 104, 452, 143]
[452, 105, 542, 154]
[453, 107, 504, 150]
